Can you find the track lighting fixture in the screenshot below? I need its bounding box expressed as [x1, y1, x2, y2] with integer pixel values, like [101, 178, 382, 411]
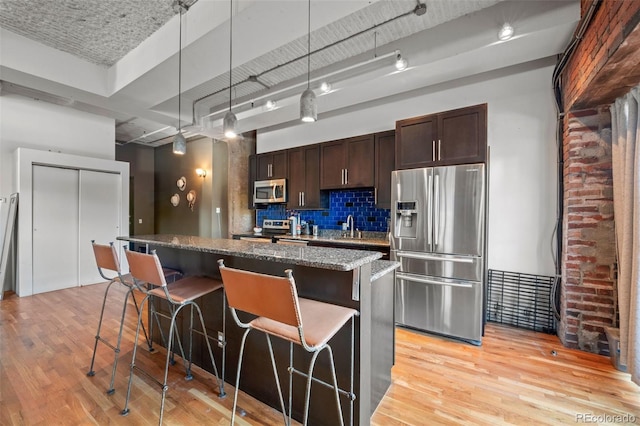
[395, 51, 408, 71]
[320, 81, 332, 93]
[300, 0, 317, 123]
[498, 23, 514, 41]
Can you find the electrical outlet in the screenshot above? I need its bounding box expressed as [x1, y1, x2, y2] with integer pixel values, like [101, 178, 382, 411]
[215, 207, 221, 214]
[217, 331, 224, 348]
[138, 218, 142, 224]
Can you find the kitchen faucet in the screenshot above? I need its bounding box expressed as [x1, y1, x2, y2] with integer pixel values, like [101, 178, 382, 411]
[346, 214, 354, 238]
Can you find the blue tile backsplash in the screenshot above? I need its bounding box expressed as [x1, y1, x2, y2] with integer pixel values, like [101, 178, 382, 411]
[256, 189, 390, 232]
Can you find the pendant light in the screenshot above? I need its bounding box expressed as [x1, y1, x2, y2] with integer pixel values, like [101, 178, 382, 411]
[173, 3, 187, 155]
[223, 0, 238, 138]
[300, 0, 316, 123]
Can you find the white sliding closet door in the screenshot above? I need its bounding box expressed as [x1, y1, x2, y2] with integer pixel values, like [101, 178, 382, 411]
[32, 165, 79, 294]
[78, 170, 121, 285]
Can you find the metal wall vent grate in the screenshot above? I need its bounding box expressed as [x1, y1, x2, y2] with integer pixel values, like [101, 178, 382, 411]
[486, 269, 556, 334]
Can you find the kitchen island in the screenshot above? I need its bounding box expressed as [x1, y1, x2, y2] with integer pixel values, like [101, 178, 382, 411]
[118, 234, 398, 425]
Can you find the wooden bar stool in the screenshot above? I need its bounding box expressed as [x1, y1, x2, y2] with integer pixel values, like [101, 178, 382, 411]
[87, 241, 168, 395]
[121, 249, 226, 425]
[217, 259, 358, 426]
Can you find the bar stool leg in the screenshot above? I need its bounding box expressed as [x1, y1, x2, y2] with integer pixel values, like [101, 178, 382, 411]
[87, 280, 116, 378]
[288, 342, 293, 424]
[265, 335, 289, 425]
[158, 304, 184, 425]
[192, 302, 225, 397]
[231, 327, 251, 425]
[301, 346, 344, 426]
[105, 286, 134, 395]
[121, 295, 150, 416]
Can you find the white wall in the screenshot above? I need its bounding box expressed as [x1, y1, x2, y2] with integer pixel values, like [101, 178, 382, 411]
[0, 94, 115, 197]
[258, 57, 558, 276]
[0, 94, 118, 293]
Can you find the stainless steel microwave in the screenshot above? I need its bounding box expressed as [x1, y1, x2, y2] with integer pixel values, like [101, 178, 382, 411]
[253, 179, 287, 204]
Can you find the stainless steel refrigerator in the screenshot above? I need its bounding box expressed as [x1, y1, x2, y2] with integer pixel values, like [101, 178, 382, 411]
[390, 164, 486, 345]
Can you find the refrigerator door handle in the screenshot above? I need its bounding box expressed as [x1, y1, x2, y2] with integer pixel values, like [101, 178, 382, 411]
[396, 272, 474, 288]
[396, 251, 475, 263]
[427, 174, 433, 246]
[434, 173, 440, 246]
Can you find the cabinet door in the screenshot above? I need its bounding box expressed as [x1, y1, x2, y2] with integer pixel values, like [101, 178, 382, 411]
[287, 148, 305, 208]
[374, 130, 395, 209]
[287, 145, 322, 209]
[248, 154, 257, 209]
[302, 144, 322, 208]
[256, 150, 287, 180]
[271, 151, 287, 179]
[345, 135, 374, 188]
[320, 140, 345, 189]
[256, 154, 272, 180]
[438, 104, 487, 165]
[395, 114, 438, 170]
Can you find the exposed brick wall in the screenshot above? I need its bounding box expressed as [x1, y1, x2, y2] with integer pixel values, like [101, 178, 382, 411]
[560, 108, 616, 354]
[563, 0, 640, 110]
[558, 0, 640, 355]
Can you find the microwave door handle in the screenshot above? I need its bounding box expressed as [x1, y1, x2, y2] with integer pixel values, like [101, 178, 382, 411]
[272, 185, 277, 201]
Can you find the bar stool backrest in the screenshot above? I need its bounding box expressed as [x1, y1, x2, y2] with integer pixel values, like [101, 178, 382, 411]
[92, 241, 122, 280]
[125, 250, 168, 288]
[219, 264, 301, 328]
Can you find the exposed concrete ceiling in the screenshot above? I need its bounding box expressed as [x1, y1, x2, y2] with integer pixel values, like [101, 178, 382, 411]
[0, 0, 580, 146]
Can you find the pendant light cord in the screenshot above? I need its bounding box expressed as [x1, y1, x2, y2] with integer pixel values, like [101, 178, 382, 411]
[229, 0, 233, 111]
[306, 0, 311, 89]
[178, 6, 182, 132]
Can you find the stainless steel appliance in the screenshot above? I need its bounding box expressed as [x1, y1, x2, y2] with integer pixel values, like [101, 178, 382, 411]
[391, 164, 486, 345]
[253, 179, 287, 204]
[262, 219, 290, 234]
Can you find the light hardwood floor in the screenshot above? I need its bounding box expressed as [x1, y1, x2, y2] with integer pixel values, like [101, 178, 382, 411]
[1, 282, 639, 425]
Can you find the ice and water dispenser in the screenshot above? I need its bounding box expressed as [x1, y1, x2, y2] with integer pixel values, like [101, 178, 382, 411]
[394, 201, 418, 238]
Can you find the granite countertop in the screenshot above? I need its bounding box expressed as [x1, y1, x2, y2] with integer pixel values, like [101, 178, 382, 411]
[118, 234, 381, 272]
[370, 260, 400, 281]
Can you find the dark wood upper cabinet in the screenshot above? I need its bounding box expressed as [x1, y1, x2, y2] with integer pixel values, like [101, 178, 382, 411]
[287, 144, 324, 209]
[374, 130, 395, 209]
[256, 150, 287, 180]
[248, 154, 257, 209]
[395, 104, 487, 169]
[320, 134, 375, 189]
[395, 114, 437, 170]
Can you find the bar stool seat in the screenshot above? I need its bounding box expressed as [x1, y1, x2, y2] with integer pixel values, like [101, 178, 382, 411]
[251, 299, 356, 348]
[121, 249, 226, 425]
[218, 259, 358, 426]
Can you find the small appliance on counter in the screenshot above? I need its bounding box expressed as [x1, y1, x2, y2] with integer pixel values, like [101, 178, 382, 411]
[262, 219, 290, 235]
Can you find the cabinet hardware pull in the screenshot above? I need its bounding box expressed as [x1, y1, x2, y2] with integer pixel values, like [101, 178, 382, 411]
[374, 187, 377, 205]
[438, 140, 441, 161]
[345, 168, 348, 185]
[432, 140, 436, 161]
[301, 192, 305, 206]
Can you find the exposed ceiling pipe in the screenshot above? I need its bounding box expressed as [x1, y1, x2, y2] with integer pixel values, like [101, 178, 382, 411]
[189, 1, 428, 128]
